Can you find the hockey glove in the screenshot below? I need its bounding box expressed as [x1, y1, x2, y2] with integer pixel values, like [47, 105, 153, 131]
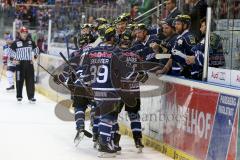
[53, 74, 66, 85]
[137, 71, 149, 83]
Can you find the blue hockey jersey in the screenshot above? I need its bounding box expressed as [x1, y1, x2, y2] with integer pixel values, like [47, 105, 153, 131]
[132, 34, 161, 62]
[171, 30, 196, 77]
[84, 43, 121, 101]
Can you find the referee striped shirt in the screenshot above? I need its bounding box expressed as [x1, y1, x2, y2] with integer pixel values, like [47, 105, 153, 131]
[9, 38, 39, 61]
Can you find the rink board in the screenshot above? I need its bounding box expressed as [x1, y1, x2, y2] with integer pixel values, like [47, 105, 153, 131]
[119, 79, 240, 160]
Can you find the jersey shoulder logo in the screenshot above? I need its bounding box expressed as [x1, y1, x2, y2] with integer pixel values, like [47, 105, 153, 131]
[28, 41, 32, 45]
[16, 41, 23, 47]
[188, 35, 196, 44]
[177, 39, 183, 45]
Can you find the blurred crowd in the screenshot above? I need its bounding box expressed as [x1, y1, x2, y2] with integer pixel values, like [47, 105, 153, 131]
[0, 0, 228, 73]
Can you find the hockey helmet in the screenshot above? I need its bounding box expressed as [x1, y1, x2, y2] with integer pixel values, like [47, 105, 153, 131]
[96, 18, 108, 25]
[104, 26, 116, 41]
[136, 23, 148, 32]
[119, 31, 132, 46]
[174, 14, 191, 26]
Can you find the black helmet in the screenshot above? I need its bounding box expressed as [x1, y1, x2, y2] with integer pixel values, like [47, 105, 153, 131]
[96, 18, 108, 25]
[104, 26, 116, 41]
[121, 31, 132, 41]
[119, 31, 132, 47]
[162, 18, 175, 28]
[115, 15, 128, 24]
[174, 15, 191, 26]
[97, 24, 107, 37]
[136, 23, 148, 32]
[120, 13, 131, 20]
[78, 35, 89, 47]
[127, 23, 138, 31]
[118, 12, 131, 23]
[81, 23, 91, 29]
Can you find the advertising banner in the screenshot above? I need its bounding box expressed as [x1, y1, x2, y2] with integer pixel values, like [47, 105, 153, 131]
[237, 107, 240, 160]
[230, 70, 240, 87]
[163, 83, 239, 160]
[208, 67, 231, 85]
[207, 94, 239, 160]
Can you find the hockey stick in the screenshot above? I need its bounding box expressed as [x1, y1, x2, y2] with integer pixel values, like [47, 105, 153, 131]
[64, 35, 70, 59]
[37, 63, 70, 90]
[74, 129, 93, 147]
[35, 54, 40, 83]
[59, 52, 94, 98]
[73, 36, 79, 49]
[54, 99, 93, 142]
[59, 52, 75, 72]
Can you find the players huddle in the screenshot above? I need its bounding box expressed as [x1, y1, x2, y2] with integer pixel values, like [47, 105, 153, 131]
[2, 11, 224, 158]
[52, 12, 219, 158]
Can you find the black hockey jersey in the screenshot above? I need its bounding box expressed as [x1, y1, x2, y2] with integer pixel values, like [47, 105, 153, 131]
[85, 43, 121, 101]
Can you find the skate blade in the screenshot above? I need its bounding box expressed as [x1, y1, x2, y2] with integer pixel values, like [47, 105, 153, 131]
[6, 89, 15, 92]
[116, 151, 121, 155]
[74, 132, 84, 147]
[89, 125, 93, 131]
[93, 142, 99, 149]
[137, 147, 143, 153]
[29, 101, 36, 104]
[97, 152, 116, 158]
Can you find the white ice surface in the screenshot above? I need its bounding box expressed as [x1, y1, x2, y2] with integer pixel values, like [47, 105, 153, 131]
[0, 77, 173, 160]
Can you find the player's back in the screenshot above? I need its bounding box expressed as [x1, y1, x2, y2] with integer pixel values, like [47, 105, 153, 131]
[87, 43, 121, 101]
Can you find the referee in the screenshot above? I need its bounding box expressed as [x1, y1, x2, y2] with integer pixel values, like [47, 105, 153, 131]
[9, 27, 39, 102]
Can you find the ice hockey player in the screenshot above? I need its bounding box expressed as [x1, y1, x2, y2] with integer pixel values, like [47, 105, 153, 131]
[53, 35, 93, 146]
[115, 31, 147, 153]
[69, 26, 108, 148]
[171, 14, 196, 78]
[185, 17, 225, 80]
[92, 17, 108, 41]
[2, 32, 15, 91]
[115, 15, 128, 43]
[84, 26, 121, 158]
[90, 23, 108, 49]
[80, 24, 95, 45]
[132, 23, 161, 63]
[155, 18, 178, 75]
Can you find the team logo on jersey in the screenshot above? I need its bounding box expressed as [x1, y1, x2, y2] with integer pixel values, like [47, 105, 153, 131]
[177, 39, 183, 45]
[16, 41, 23, 47]
[28, 41, 32, 45]
[189, 35, 196, 44]
[146, 53, 155, 60]
[135, 49, 143, 54]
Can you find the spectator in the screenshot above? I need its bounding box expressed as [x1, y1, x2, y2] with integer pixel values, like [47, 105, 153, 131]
[130, 3, 140, 20]
[183, 0, 207, 42]
[15, 16, 23, 30]
[165, 0, 181, 20]
[88, 16, 95, 24]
